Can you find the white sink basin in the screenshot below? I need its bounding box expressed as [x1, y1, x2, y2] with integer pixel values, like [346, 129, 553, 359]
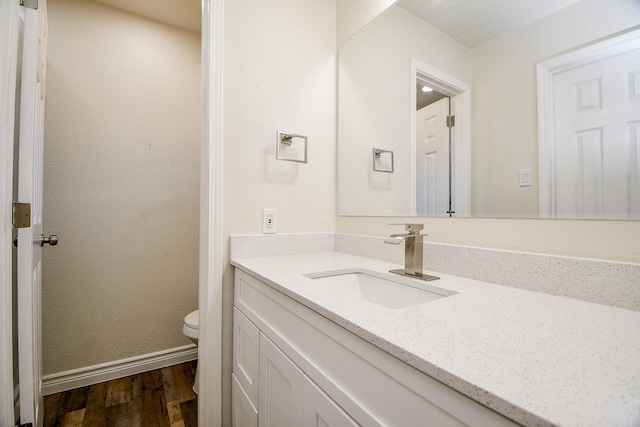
[305, 269, 456, 309]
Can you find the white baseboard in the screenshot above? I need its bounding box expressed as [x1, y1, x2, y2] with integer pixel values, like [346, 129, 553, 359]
[42, 344, 198, 396]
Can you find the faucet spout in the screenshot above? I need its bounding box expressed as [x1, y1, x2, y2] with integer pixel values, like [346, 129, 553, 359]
[384, 223, 439, 281]
[384, 233, 409, 244]
[383, 237, 403, 245]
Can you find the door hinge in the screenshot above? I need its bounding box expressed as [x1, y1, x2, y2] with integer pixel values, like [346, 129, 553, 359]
[20, 0, 38, 9]
[446, 116, 456, 128]
[12, 202, 31, 229]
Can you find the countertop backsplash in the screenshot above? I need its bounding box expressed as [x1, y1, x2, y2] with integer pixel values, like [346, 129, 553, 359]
[230, 232, 640, 311]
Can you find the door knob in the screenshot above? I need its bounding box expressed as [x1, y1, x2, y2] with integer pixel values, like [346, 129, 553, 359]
[40, 234, 58, 247]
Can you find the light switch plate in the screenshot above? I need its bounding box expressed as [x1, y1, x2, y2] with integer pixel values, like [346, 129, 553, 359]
[519, 169, 532, 187]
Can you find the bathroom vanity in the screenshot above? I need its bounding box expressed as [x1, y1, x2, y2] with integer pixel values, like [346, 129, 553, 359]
[230, 248, 640, 427]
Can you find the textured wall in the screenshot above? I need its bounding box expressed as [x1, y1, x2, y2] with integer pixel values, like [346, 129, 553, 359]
[42, 0, 200, 375]
[222, 0, 337, 422]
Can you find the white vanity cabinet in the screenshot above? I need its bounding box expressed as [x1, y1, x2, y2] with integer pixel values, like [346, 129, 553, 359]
[303, 374, 359, 427]
[232, 308, 260, 427]
[233, 307, 358, 427]
[232, 373, 258, 427]
[259, 332, 358, 427]
[232, 269, 519, 427]
[258, 331, 304, 426]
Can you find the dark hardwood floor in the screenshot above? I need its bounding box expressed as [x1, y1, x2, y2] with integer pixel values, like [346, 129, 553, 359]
[43, 361, 197, 427]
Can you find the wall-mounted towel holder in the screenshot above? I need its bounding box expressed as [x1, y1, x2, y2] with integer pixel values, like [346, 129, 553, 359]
[372, 148, 394, 173]
[277, 130, 308, 163]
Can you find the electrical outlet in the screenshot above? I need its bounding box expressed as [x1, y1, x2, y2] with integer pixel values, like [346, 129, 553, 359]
[262, 208, 277, 234]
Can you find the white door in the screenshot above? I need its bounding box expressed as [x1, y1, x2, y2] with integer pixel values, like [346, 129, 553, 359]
[17, 1, 48, 426]
[553, 47, 640, 219]
[259, 333, 303, 427]
[232, 373, 258, 427]
[416, 97, 450, 217]
[233, 308, 260, 406]
[303, 375, 359, 427]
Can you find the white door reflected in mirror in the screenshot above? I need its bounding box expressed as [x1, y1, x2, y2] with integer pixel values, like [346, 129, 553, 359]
[416, 96, 450, 217]
[538, 28, 640, 220]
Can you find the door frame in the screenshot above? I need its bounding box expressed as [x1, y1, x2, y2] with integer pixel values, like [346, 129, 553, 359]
[0, 0, 224, 425]
[411, 59, 471, 217]
[0, 0, 21, 425]
[199, 0, 223, 426]
[536, 27, 640, 218]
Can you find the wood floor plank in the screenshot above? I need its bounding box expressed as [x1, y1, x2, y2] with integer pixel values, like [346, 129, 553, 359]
[167, 400, 186, 427]
[180, 399, 198, 427]
[105, 377, 131, 407]
[80, 382, 107, 427]
[104, 400, 142, 427]
[171, 363, 197, 403]
[161, 366, 178, 403]
[64, 386, 90, 413]
[131, 373, 143, 401]
[43, 362, 196, 427]
[59, 408, 85, 427]
[43, 392, 63, 427]
[140, 369, 170, 427]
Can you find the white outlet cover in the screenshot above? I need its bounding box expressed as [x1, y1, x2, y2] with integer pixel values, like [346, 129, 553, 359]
[262, 208, 277, 234]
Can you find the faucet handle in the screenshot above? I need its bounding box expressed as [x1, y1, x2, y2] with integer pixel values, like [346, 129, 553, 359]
[389, 223, 424, 233]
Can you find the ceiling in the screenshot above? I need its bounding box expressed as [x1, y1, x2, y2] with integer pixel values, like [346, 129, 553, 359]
[93, 0, 201, 33]
[89, 0, 583, 46]
[398, 0, 582, 48]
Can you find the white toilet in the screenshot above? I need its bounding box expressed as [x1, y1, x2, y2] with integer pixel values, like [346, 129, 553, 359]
[183, 310, 199, 394]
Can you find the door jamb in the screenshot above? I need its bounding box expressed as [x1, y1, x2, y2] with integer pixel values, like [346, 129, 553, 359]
[199, 0, 223, 426]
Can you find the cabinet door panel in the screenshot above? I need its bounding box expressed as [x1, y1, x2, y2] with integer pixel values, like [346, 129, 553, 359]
[259, 333, 303, 427]
[232, 373, 258, 427]
[233, 307, 260, 405]
[304, 376, 359, 427]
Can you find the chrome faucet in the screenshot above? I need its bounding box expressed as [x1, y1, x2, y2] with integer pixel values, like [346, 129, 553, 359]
[384, 223, 439, 281]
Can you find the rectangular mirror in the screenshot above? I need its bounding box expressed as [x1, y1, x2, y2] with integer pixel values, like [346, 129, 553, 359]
[338, 0, 640, 219]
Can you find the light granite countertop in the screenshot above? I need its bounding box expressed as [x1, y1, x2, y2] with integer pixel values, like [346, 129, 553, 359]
[231, 251, 640, 427]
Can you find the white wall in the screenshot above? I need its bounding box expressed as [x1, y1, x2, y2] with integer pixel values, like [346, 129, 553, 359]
[222, 0, 337, 422]
[43, 0, 200, 374]
[338, 5, 470, 216]
[471, 0, 640, 216]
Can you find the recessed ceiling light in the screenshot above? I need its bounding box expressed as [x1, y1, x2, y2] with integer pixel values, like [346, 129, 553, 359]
[422, 86, 434, 93]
